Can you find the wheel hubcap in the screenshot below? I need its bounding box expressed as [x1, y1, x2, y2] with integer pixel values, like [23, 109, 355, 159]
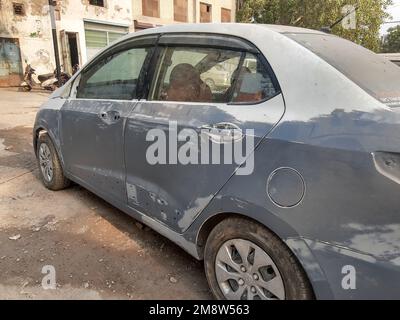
[38, 143, 53, 182]
[215, 239, 285, 300]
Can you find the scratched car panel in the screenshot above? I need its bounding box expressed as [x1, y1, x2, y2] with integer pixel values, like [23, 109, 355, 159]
[34, 23, 400, 300]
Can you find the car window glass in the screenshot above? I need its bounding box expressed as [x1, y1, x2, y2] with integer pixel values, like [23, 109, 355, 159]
[231, 53, 278, 103]
[151, 47, 242, 103]
[77, 47, 150, 100]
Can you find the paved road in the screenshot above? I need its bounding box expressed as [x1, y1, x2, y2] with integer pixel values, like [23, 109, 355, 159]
[0, 88, 212, 299]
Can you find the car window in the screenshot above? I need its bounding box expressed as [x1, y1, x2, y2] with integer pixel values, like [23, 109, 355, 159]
[231, 53, 278, 103]
[77, 47, 151, 100]
[286, 33, 400, 108]
[150, 47, 242, 103]
[150, 46, 278, 104]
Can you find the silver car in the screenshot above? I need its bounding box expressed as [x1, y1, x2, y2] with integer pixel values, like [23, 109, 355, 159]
[34, 23, 400, 300]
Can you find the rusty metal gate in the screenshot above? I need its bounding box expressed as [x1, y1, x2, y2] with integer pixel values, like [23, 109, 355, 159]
[0, 38, 23, 87]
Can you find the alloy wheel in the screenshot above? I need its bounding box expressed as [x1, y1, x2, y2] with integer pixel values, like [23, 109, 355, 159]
[215, 239, 285, 300]
[39, 143, 54, 182]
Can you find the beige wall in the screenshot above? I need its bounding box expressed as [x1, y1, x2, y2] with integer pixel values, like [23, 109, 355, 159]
[56, 0, 132, 68]
[132, 0, 235, 26]
[195, 0, 236, 23]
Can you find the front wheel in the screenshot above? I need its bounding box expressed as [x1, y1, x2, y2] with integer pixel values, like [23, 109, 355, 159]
[204, 217, 314, 300]
[36, 133, 70, 191]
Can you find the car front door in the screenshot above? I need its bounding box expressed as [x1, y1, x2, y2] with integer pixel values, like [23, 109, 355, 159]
[61, 36, 157, 204]
[124, 34, 286, 232]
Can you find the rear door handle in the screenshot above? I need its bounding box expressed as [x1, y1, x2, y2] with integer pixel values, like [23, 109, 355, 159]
[200, 122, 240, 130]
[199, 122, 243, 143]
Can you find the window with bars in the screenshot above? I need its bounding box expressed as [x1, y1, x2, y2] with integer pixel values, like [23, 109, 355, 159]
[142, 0, 160, 18]
[89, 0, 105, 7]
[174, 0, 188, 22]
[13, 3, 25, 16]
[84, 23, 128, 60]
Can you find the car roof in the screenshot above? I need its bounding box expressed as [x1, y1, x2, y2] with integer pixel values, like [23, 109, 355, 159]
[123, 23, 326, 41]
[258, 24, 326, 34]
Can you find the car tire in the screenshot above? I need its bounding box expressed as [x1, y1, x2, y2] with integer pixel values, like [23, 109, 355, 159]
[36, 132, 70, 191]
[204, 217, 314, 300]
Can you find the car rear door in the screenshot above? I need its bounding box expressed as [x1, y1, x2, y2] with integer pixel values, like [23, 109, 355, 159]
[124, 33, 285, 232]
[60, 36, 157, 204]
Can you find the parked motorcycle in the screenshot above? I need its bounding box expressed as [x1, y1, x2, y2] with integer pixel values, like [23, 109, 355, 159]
[20, 63, 71, 92]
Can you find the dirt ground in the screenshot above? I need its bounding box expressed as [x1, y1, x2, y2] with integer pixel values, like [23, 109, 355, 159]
[0, 88, 212, 299]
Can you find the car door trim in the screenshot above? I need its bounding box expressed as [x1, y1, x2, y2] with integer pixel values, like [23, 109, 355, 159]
[158, 33, 259, 53]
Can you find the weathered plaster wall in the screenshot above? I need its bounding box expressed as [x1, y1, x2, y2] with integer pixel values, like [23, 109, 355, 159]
[0, 0, 55, 76]
[0, 0, 133, 78]
[0, 0, 236, 84]
[59, 0, 132, 27]
[57, 0, 133, 66]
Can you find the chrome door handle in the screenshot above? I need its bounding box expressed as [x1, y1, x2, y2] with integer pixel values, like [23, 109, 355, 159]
[199, 122, 243, 143]
[200, 122, 241, 131]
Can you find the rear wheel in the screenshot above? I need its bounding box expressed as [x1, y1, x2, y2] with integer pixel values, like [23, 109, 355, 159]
[36, 132, 70, 191]
[204, 217, 314, 300]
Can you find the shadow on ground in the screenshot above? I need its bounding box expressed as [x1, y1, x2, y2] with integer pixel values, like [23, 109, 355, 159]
[0, 124, 212, 299]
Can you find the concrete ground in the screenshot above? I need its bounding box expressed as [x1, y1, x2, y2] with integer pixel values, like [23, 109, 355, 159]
[0, 88, 212, 299]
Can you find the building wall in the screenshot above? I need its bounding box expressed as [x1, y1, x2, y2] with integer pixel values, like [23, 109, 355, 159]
[0, 0, 55, 78]
[0, 0, 236, 86]
[197, 0, 236, 23]
[132, 0, 235, 27]
[0, 0, 133, 85]
[56, 0, 132, 69]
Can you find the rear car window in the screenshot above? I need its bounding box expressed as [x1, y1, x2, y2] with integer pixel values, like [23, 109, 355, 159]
[232, 52, 278, 103]
[286, 33, 400, 108]
[151, 47, 241, 103]
[150, 46, 278, 104]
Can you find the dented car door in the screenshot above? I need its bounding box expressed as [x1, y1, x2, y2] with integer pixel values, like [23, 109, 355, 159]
[124, 34, 285, 232]
[60, 37, 157, 204]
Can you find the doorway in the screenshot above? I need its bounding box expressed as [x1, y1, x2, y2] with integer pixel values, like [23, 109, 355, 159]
[0, 38, 23, 87]
[60, 31, 81, 75]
